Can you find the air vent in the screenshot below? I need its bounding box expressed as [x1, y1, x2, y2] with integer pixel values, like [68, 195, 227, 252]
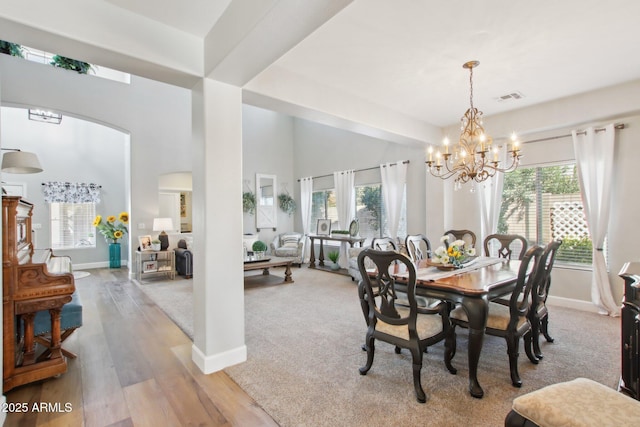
[495, 91, 525, 102]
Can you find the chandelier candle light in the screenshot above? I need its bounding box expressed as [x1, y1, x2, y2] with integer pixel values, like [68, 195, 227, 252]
[426, 61, 522, 189]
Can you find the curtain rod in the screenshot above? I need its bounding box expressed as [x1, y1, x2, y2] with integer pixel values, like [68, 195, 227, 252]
[41, 182, 102, 188]
[297, 160, 410, 182]
[522, 123, 625, 145]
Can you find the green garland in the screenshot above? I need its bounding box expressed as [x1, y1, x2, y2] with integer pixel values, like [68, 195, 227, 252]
[278, 193, 296, 216]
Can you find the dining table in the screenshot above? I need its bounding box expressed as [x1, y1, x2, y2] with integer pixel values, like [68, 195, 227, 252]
[391, 256, 523, 398]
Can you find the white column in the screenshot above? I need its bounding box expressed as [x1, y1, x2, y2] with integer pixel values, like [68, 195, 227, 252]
[191, 78, 246, 372]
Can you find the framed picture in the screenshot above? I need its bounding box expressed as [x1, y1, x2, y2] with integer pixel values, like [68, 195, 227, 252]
[138, 235, 152, 251]
[349, 219, 359, 237]
[317, 219, 331, 236]
[142, 260, 158, 272]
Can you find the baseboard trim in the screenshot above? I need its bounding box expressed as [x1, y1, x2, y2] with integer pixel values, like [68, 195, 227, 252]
[547, 295, 600, 313]
[191, 343, 247, 374]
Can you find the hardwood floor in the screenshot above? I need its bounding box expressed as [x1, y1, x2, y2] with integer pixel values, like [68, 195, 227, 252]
[5, 268, 278, 427]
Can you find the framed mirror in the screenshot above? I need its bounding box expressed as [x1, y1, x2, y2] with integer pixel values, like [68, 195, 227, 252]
[256, 173, 277, 231]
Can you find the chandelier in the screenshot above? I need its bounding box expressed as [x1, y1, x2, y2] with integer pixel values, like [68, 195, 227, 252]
[426, 61, 521, 189]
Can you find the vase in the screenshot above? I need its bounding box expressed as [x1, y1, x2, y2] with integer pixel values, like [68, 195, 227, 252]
[109, 242, 121, 268]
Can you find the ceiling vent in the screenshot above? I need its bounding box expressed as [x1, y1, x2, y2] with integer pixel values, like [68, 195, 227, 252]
[495, 91, 525, 102]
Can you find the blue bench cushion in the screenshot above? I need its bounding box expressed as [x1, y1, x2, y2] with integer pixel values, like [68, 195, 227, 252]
[33, 292, 83, 335]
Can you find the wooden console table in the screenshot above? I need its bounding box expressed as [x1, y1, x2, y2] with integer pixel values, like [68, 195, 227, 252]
[308, 234, 365, 270]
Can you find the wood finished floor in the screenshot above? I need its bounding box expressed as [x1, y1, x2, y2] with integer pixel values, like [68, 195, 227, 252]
[4, 268, 278, 427]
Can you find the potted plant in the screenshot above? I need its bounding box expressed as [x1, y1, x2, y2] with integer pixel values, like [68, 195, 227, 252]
[327, 251, 340, 270]
[252, 240, 268, 259]
[50, 55, 94, 74]
[278, 193, 296, 216]
[151, 239, 161, 251]
[0, 40, 23, 57]
[243, 191, 256, 215]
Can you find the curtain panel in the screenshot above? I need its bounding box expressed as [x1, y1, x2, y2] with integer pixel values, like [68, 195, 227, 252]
[478, 146, 506, 245]
[333, 170, 355, 267]
[299, 177, 313, 262]
[42, 182, 101, 204]
[380, 161, 408, 240]
[572, 124, 619, 316]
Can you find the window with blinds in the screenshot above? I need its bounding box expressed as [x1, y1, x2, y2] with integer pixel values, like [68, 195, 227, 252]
[50, 202, 97, 249]
[498, 164, 594, 266]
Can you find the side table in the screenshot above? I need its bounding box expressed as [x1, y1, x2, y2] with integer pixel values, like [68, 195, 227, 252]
[136, 249, 175, 281]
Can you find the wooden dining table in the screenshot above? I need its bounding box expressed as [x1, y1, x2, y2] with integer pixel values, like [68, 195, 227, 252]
[391, 257, 522, 398]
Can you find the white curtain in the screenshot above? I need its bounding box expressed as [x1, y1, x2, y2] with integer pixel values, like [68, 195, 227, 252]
[333, 170, 355, 267]
[299, 177, 313, 262]
[478, 146, 506, 246]
[572, 124, 619, 316]
[380, 161, 408, 240]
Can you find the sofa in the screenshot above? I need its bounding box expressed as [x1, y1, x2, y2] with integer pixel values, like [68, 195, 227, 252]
[167, 233, 193, 278]
[270, 232, 305, 266]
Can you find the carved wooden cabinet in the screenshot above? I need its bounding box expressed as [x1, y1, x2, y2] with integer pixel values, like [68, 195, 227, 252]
[619, 262, 640, 400]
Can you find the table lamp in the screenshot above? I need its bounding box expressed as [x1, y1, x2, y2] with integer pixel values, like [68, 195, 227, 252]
[153, 217, 174, 251]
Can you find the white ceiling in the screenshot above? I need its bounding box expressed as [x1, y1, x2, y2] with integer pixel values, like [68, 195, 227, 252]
[257, 0, 640, 127]
[1, 0, 640, 137]
[106, 0, 232, 38]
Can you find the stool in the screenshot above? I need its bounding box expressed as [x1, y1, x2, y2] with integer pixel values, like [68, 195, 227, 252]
[505, 378, 640, 426]
[33, 292, 83, 361]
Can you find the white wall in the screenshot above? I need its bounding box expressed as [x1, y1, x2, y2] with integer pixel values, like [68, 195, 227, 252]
[242, 104, 296, 246]
[0, 54, 192, 268]
[1, 107, 127, 265]
[291, 118, 429, 237]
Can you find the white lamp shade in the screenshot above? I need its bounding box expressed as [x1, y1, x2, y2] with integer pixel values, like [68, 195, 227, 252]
[153, 217, 174, 232]
[1, 151, 43, 174]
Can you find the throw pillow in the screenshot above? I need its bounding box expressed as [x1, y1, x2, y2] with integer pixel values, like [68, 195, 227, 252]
[177, 239, 187, 249]
[282, 234, 300, 248]
[184, 236, 193, 250]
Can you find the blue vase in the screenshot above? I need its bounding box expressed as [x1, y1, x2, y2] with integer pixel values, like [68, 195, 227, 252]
[109, 242, 121, 268]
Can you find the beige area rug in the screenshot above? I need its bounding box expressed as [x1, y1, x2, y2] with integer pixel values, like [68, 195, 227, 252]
[139, 267, 621, 427]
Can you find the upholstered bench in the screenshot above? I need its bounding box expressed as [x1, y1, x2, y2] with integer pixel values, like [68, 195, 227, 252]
[33, 291, 83, 360]
[505, 377, 640, 426]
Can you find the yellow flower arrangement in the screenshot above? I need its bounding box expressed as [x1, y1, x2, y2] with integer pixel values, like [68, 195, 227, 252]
[94, 212, 129, 243]
[434, 236, 475, 267]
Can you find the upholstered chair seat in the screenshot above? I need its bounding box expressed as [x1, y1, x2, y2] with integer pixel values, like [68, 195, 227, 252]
[270, 233, 305, 266]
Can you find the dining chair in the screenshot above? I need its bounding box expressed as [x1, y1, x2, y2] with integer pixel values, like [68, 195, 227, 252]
[371, 237, 398, 251]
[443, 229, 477, 248]
[445, 245, 543, 388]
[483, 233, 528, 260]
[528, 239, 562, 360]
[357, 248, 454, 403]
[404, 234, 432, 263]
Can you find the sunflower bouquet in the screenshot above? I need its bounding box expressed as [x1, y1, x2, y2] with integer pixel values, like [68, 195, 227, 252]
[93, 212, 129, 244]
[434, 235, 475, 267]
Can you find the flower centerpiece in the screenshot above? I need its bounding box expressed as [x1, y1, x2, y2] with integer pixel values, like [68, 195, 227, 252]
[93, 212, 129, 243]
[434, 235, 476, 268]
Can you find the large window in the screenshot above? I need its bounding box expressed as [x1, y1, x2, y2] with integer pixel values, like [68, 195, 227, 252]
[311, 183, 406, 242]
[498, 164, 593, 266]
[50, 202, 96, 249]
